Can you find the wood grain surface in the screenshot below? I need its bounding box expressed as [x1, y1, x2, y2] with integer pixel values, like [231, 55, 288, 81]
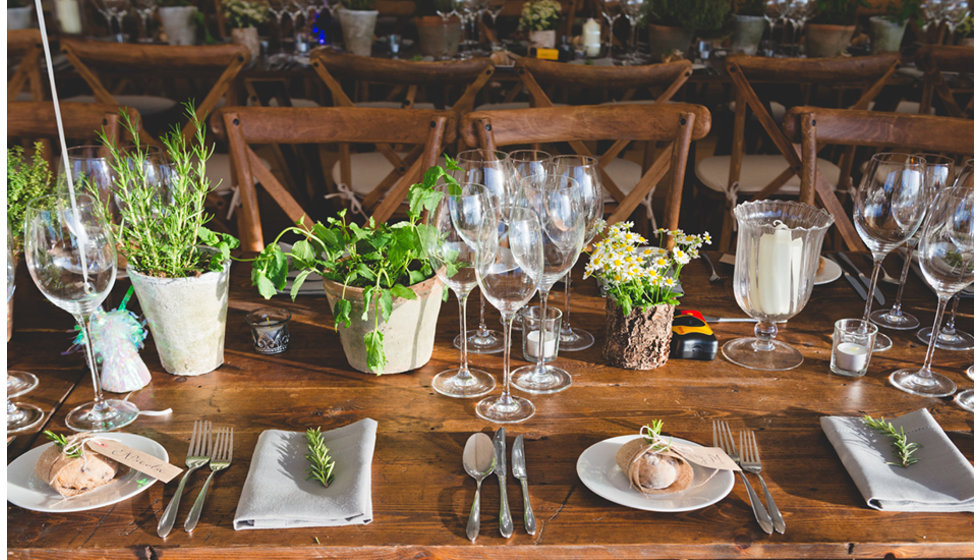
[7, 252, 974, 559]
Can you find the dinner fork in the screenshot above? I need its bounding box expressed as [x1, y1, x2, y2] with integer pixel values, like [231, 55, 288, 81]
[713, 420, 773, 535]
[739, 430, 786, 534]
[158, 420, 211, 538]
[184, 426, 234, 533]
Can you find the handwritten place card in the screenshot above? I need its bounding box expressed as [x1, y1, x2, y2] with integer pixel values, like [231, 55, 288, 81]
[88, 439, 183, 483]
[672, 443, 741, 472]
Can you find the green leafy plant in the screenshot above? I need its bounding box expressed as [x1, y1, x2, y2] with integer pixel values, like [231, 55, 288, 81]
[733, 0, 766, 17]
[8, 0, 30, 8]
[7, 142, 55, 255]
[862, 415, 921, 467]
[956, 13, 973, 37]
[810, 0, 866, 25]
[222, 0, 269, 28]
[645, 0, 731, 33]
[879, 0, 918, 24]
[305, 427, 336, 487]
[44, 430, 83, 458]
[90, 103, 239, 278]
[342, 0, 376, 11]
[251, 156, 461, 373]
[519, 0, 562, 31]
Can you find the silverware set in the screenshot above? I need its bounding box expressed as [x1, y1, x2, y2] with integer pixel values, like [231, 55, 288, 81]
[463, 427, 535, 541]
[713, 420, 785, 535]
[157, 420, 235, 538]
[835, 252, 886, 305]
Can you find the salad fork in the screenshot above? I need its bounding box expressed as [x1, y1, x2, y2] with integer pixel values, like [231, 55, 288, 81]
[739, 430, 786, 534]
[158, 420, 210, 538]
[184, 426, 234, 532]
[713, 420, 773, 535]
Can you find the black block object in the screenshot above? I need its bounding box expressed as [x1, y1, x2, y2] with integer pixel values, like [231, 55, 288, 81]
[670, 310, 718, 360]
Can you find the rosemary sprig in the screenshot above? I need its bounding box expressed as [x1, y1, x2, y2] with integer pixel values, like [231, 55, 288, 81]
[642, 419, 665, 443]
[862, 416, 921, 467]
[640, 419, 671, 452]
[43, 430, 82, 458]
[305, 428, 336, 487]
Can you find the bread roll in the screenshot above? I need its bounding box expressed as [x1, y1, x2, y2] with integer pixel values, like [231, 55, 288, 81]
[34, 437, 121, 498]
[615, 437, 693, 495]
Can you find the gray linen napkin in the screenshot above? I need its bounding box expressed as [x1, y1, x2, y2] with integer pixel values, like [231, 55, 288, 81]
[233, 418, 377, 529]
[820, 408, 973, 512]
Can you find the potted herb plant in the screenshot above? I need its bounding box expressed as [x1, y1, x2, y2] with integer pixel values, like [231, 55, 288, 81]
[91, 105, 239, 376]
[869, 0, 916, 52]
[8, 0, 35, 30]
[414, 0, 462, 59]
[519, 0, 562, 48]
[806, 0, 865, 57]
[250, 161, 455, 375]
[645, 0, 731, 61]
[222, 0, 268, 59]
[157, 0, 199, 45]
[586, 223, 709, 369]
[731, 0, 767, 55]
[338, 0, 378, 56]
[955, 14, 972, 45]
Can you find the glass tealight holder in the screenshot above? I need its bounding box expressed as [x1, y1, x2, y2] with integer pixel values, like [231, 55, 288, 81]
[246, 307, 291, 355]
[521, 306, 561, 364]
[830, 319, 877, 377]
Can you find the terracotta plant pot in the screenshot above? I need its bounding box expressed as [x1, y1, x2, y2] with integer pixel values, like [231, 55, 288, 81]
[338, 8, 378, 57]
[601, 299, 675, 370]
[415, 15, 462, 58]
[231, 27, 261, 60]
[731, 14, 766, 55]
[158, 6, 198, 45]
[804, 23, 856, 58]
[648, 24, 694, 62]
[322, 275, 443, 374]
[869, 16, 906, 53]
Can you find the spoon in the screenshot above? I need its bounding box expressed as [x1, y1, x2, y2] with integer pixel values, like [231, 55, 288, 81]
[462, 432, 495, 542]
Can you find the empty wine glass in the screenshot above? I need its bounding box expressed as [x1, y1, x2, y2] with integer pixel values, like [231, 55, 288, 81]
[269, 0, 292, 55]
[486, 0, 505, 46]
[509, 149, 551, 185]
[600, 0, 621, 53]
[916, 290, 973, 350]
[621, 0, 645, 64]
[852, 153, 928, 352]
[890, 186, 973, 397]
[474, 205, 544, 424]
[422, 182, 496, 398]
[25, 193, 138, 432]
[133, 0, 157, 42]
[7, 370, 44, 435]
[953, 365, 974, 412]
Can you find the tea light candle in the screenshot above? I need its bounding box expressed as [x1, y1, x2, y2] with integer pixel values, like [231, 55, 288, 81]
[526, 329, 558, 360]
[583, 18, 601, 57]
[834, 342, 868, 372]
[55, 0, 82, 34]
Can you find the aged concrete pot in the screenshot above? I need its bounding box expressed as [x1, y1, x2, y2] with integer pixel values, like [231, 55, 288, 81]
[323, 274, 443, 374]
[231, 27, 261, 60]
[415, 16, 462, 58]
[159, 6, 197, 45]
[602, 300, 675, 369]
[804, 23, 855, 58]
[129, 260, 230, 376]
[731, 14, 766, 55]
[529, 29, 557, 48]
[8, 6, 34, 30]
[648, 24, 694, 62]
[869, 16, 906, 53]
[338, 8, 378, 56]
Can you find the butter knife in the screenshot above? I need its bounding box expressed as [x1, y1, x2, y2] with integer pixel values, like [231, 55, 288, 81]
[511, 435, 537, 535]
[837, 262, 870, 302]
[493, 427, 513, 538]
[836, 252, 885, 305]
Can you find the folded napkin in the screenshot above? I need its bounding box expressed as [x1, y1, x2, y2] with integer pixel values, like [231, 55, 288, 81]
[821, 408, 973, 512]
[233, 418, 377, 530]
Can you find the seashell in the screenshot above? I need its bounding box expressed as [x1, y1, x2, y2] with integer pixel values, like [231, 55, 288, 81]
[615, 437, 694, 495]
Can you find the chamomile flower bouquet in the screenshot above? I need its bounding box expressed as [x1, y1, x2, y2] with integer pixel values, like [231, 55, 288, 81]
[519, 0, 562, 31]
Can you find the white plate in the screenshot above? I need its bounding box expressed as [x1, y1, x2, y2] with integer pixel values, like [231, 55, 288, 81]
[576, 435, 734, 512]
[7, 433, 168, 513]
[814, 256, 842, 285]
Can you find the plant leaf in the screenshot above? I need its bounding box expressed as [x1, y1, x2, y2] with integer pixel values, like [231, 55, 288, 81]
[333, 298, 352, 329]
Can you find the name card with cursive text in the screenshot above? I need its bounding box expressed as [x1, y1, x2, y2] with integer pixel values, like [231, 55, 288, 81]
[88, 439, 183, 483]
[672, 443, 741, 471]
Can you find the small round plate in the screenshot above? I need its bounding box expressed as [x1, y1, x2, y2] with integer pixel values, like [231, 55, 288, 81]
[576, 435, 734, 512]
[7, 433, 168, 513]
[814, 256, 842, 285]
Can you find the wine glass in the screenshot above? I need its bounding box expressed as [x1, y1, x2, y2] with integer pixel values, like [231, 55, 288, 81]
[474, 205, 544, 424]
[450, 149, 514, 354]
[953, 365, 974, 412]
[421, 182, 496, 398]
[549, 155, 604, 351]
[722, 200, 833, 370]
[600, 0, 621, 53]
[511, 173, 586, 394]
[916, 290, 973, 350]
[269, 0, 292, 56]
[889, 186, 973, 397]
[508, 149, 551, 185]
[24, 193, 139, 432]
[870, 154, 953, 331]
[486, 0, 505, 47]
[621, 0, 645, 64]
[7, 370, 44, 434]
[852, 153, 928, 352]
[132, 0, 157, 42]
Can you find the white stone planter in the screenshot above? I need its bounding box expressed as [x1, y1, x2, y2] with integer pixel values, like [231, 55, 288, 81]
[8, 6, 34, 30]
[129, 260, 231, 376]
[159, 6, 197, 46]
[231, 27, 260, 60]
[529, 29, 556, 49]
[731, 14, 766, 55]
[870, 16, 906, 54]
[338, 8, 378, 57]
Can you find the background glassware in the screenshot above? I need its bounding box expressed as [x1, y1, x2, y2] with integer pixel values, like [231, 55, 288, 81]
[953, 365, 973, 412]
[474, 206, 544, 424]
[508, 149, 551, 185]
[621, 0, 645, 64]
[423, 182, 496, 398]
[450, 149, 514, 354]
[722, 200, 833, 371]
[870, 154, 952, 331]
[486, 0, 505, 46]
[916, 290, 973, 350]
[24, 193, 138, 432]
[852, 153, 928, 352]
[268, 0, 292, 56]
[600, 0, 621, 54]
[7, 370, 44, 434]
[63, 146, 117, 218]
[132, 0, 157, 42]
[511, 173, 586, 394]
[550, 155, 604, 352]
[889, 186, 973, 397]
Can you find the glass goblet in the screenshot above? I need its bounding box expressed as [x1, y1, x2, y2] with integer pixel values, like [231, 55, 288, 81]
[722, 200, 833, 371]
[508, 149, 551, 185]
[953, 365, 974, 412]
[25, 193, 138, 432]
[890, 186, 973, 397]
[7, 370, 44, 434]
[916, 290, 973, 350]
[474, 205, 544, 424]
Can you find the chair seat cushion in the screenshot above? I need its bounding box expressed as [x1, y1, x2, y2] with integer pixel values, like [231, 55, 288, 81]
[696, 154, 841, 196]
[726, 100, 786, 123]
[474, 101, 533, 111]
[330, 151, 410, 196]
[206, 152, 273, 195]
[268, 97, 321, 108]
[354, 101, 437, 110]
[63, 94, 178, 117]
[602, 158, 643, 202]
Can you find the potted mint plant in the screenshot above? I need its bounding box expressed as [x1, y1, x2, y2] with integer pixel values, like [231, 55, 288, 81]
[645, 0, 730, 60]
[869, 0, 916, 53]
[806, 0, 866, 57]
[338, 0, 378, 56]
[731, 0, 767, 55]
[415, 0, 462, 58]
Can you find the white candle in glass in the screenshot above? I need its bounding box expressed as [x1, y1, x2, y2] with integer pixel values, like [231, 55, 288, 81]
[583, 18, 601, 57]
[750, 222, 802, 316]
[55, 0, 82, 34]
[834, 342, 868, 372]
[526, 329, 558, 360]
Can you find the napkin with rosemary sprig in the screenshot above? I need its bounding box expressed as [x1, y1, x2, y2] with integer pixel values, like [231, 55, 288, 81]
[233, 418, 377, 529]
[820, 409, 973, 512]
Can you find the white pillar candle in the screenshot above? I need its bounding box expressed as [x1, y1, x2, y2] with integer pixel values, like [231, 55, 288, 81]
[834, 342, 868, 372]
[526, 329, 558, 360]
[583, 18, 601, 57]
[55, 0, 82, 34]
[751, 221, 802, 316]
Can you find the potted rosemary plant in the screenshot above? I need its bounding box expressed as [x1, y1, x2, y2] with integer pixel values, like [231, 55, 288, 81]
[414, 0, 462, 59]
[519, 0, 562, 48]
[91, 105, 239, 376]
[868, 0, 917, 53]
[731, 0, 767, 55]
[222, 0, 268, 59]
[806, 0, 866, 57]
[338, 0, 378, 56]
[645, 0, 730, 60]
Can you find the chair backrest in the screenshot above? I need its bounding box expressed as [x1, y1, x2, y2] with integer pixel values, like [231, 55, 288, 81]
[460, 103, 711, 231]
[915, 45, 973, 118]
[8, 29, 44, 101]
[7, 101, 140, 167]
[213, 106, 454, 251]
[515, 57, 692, 106]
[60, 38, 251, 144]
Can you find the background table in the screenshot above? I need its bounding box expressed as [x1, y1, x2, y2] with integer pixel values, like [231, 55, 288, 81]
[6, 252, 973, 559]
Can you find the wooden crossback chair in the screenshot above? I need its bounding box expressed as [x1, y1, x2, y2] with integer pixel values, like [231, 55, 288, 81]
[703, 53, 901, 251]
[8, 29, 44, 102]
[213, 107, 454, 251]
[7, 101, 139, 166]
[59, 39, 250, 145]
[916, 45, 974, 118]
[783, 107, 975, 200]
[459, 103, 711, 232]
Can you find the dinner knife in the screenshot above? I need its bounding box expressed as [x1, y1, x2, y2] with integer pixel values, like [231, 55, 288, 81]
[836, 252, 885, 305]
[511, 435, 537, 535]
[493, 427, 514, 538]
[835, 257, 870, 302]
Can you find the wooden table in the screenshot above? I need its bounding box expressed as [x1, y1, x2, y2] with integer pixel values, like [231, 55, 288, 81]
[7, 253, 974, 559]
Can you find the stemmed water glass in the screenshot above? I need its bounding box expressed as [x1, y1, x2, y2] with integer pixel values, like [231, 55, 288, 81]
[852, 153, 928, 352]
[550, 155, 604, 352]
[133, 0, 157, 42]
[436, 3, 459, 60]
[916, 290, 973, 350]
[870, 154, 953, 331]
[7, 231, 44, 435]
[24, 193, 139, 432]
[421, 182, 496, 398]
[511, 173, 586, 394]
[486, 0, 505, 47]
[889, 186, 973, 397]
[621, 0, 645, 64]
[509, 150, 551, 183]
[269, 0, 293, 56]
[474, 206, 544, 423]
[93, 0, 130, 42]
[953, 365, 974, 412]
[600, 0, 622, 54]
